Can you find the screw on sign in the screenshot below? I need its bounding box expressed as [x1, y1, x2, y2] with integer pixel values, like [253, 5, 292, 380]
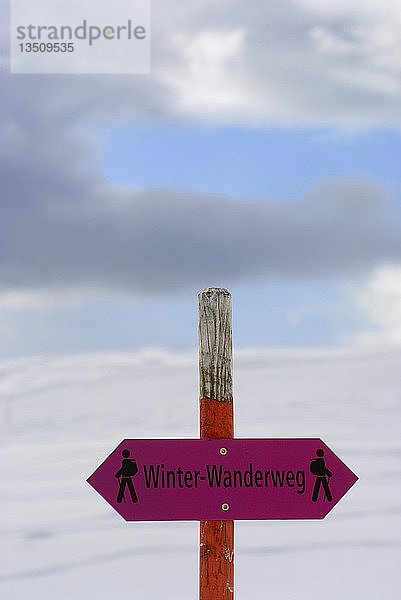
[87, 289, 358, 599]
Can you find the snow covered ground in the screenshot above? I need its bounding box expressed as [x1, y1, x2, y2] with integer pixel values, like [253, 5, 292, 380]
[1, 346, 400, 599]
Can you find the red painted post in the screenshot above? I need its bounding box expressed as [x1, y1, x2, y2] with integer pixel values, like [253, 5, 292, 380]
[199, 288, 234, 599]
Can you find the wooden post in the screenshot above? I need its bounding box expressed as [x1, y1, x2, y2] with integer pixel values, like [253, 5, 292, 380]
[199, 288, 234, 599]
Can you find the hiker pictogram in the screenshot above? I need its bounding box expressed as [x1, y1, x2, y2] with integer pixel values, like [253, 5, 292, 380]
[310, 449, 332, 502]
[115, 449, 139, 503]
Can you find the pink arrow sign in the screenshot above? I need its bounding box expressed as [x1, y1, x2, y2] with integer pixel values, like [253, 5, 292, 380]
[87, 438, 358, 521]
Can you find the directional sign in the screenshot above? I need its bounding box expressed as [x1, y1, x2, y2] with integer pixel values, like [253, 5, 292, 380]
[87, 438, 358, 521]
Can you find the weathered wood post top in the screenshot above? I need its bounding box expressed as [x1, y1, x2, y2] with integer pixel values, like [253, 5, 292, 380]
[198, 287, 233, 403]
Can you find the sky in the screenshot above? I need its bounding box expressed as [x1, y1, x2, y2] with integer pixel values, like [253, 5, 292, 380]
[1, 0, 401, 357]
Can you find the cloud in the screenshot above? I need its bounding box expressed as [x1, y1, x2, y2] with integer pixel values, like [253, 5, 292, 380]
[2, 0, 401, 303]
[1, 148, 401, 299]
[346, 265, 401, 347]
[157, 0, 401, 127]
[2, 0, 401, 127]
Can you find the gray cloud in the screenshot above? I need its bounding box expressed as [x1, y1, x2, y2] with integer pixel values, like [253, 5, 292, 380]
[155, 0, 401, 127]
[1, 0, 401, 298]
[2, 0, 401, 127]
[1, 127, 400, 295]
